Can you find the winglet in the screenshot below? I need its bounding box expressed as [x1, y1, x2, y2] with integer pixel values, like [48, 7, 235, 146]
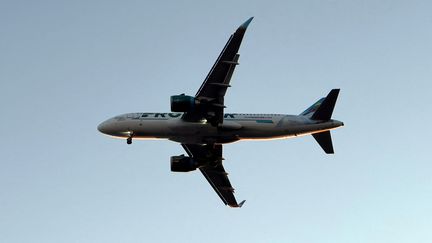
[228, 199, 246, 208]
[238, 200, 246, 208]
[239, 17, 254, 30]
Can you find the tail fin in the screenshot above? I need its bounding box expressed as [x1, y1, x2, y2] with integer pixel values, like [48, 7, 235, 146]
[300, 89, 340, 121]
[300, 98, 325, 117]
[310, 89, 340, 121]
[302, 89, 341, 154]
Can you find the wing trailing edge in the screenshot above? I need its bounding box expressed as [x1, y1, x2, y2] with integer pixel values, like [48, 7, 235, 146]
[181, 144, 245, 208]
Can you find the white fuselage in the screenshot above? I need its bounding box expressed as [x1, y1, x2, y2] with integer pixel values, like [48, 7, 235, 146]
[97, 112, 344, 144]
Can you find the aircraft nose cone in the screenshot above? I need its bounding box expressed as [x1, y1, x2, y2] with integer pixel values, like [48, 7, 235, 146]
[97, 121, 112, 134]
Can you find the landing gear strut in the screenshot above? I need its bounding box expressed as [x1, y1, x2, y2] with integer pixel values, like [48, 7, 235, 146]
[127, 131, 133, 145]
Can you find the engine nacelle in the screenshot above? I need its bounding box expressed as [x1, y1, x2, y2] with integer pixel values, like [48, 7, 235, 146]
[170, 94, 197, 112]
[170, 155, 198, 172]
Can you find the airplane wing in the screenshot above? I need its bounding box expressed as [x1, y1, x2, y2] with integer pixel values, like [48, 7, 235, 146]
[183, 17, 253, 125]
[181, 144, 245, 208]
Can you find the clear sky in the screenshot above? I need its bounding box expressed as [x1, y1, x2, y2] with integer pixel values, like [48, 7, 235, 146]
[1, 0, 431, 242]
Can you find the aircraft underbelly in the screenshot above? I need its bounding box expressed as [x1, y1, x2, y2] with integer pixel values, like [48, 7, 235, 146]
[167, 121, 289, 144]
[120, 117, 339, 144]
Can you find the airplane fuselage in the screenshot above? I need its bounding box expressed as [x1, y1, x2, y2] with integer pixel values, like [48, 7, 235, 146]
[97, 112, 344, 144]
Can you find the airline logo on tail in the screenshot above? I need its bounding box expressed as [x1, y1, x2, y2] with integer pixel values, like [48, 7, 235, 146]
[300, 98, 325, 117]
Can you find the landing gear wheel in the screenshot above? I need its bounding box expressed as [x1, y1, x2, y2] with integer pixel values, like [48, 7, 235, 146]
[127, 137, 132, 144]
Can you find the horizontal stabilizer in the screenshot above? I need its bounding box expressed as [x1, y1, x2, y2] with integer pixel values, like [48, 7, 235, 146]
[312, 131, 334, 154]
[311, 89, 340, 121]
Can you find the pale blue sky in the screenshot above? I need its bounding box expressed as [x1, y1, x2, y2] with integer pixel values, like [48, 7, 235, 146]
[1, 0, 431, 242]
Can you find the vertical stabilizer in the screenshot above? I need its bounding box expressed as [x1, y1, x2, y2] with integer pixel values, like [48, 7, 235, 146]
[305, 89, 341, 154]
[300, 98, 325, 117]
[310, 89, 340, 121]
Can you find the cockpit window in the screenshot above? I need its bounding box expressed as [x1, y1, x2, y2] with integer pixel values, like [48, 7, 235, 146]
[114, 115, 126, 121]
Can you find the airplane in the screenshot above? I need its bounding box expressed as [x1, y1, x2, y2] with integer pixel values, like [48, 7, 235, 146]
[97, 17, 344, 208]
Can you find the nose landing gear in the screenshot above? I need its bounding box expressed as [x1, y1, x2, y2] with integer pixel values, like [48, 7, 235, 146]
[127, 131, 134, 145]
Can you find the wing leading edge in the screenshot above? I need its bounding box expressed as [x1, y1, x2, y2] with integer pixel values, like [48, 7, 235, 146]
[177, 18, 252, 207]
[181, 144, 245, 208]
[183, 17, 253, 125]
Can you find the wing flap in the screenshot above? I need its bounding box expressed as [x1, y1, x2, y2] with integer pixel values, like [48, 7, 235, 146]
[200, 165, 243, 207]
[181, 144, 244, 207]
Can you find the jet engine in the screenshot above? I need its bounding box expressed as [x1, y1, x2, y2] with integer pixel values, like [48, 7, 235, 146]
[170, 94, 198, 112]
[170, 155, 198, 172]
